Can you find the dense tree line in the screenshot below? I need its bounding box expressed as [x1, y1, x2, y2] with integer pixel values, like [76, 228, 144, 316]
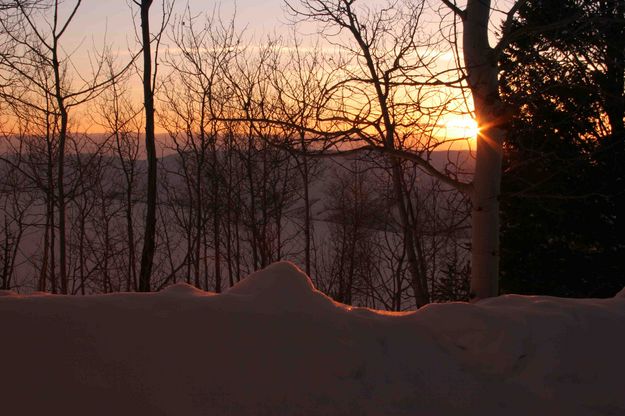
[500, 0, 625, 297]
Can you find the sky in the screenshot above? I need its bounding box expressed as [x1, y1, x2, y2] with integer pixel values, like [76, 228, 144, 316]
[60, 0, 514, 57]
[14, 0, 481, 146]
[44, 0, 296, 135]
[47, 0, 287, 80]
[65, 0, 287, 52]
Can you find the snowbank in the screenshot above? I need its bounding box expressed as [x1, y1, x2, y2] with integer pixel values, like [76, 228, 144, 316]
[1, 261, 624, 415]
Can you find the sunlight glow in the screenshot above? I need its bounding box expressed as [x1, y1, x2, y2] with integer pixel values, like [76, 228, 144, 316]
[443, 117, 480, 140]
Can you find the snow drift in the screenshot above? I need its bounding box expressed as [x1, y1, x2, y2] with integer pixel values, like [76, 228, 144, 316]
[1, 261, 624, 415]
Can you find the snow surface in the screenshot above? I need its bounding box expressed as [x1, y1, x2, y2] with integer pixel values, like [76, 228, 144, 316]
[1, 261, 624, 415]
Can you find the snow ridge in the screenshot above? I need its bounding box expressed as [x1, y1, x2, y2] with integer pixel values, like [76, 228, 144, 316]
[1, 261, 625, 416]
[224, 261, 339, 313]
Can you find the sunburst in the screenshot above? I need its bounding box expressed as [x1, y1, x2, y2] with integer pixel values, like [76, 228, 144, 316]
[444, 116, 479, 139]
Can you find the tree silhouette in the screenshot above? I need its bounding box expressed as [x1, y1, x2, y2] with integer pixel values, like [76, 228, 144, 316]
[500, 0, 625, 297]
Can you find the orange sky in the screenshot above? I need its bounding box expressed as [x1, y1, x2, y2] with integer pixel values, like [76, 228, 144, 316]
[1, 0, 479, 151]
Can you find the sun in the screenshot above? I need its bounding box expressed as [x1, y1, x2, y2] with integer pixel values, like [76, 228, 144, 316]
[443, 116, 480, 139]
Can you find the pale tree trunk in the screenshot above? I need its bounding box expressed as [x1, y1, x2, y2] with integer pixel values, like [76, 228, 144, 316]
[469, 121, 503, 301]
[463, 0, 506, 300]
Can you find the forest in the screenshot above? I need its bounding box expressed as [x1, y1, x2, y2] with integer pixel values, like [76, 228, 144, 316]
[1, 0, 623, 308]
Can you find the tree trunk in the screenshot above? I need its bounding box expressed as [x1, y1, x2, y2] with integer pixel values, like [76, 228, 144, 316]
[246, 135, 259, 270]
[138, 0, 157, 292]
[300, 131, 312, 276]
[195, 163, 202, 289]
[464, 0, 506, 300]
[213, 150, 221, 293]
[79, 214, 85, 295]
[52, 42, 68, 295]
[126, 184, 137, 291]
[48, 124, 57, 294]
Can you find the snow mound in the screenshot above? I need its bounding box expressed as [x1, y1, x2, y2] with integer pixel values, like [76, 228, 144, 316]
[159, 282, 210, 297]
[228, 261, 314, 295]
[1, 262, 625, 415]
[617, 286, 625, 298]
[226, 261, 338, 313]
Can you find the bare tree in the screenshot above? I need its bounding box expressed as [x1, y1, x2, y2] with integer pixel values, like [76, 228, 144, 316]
[439, 0, 530, 299]
[95, 61, 143, 292]
[1, 0, 137, 294]
[322, 158, 386, 305]
[133, 0, 173, 291]
[221, 41, 306, 273]
[0, 146, 33, 290]
[268, 36, 327, 276]
[0, 90, 60, 292]
[160, 7, 240, 291]
[279, 0, 540, 302]
[281, 0, 473, 306]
